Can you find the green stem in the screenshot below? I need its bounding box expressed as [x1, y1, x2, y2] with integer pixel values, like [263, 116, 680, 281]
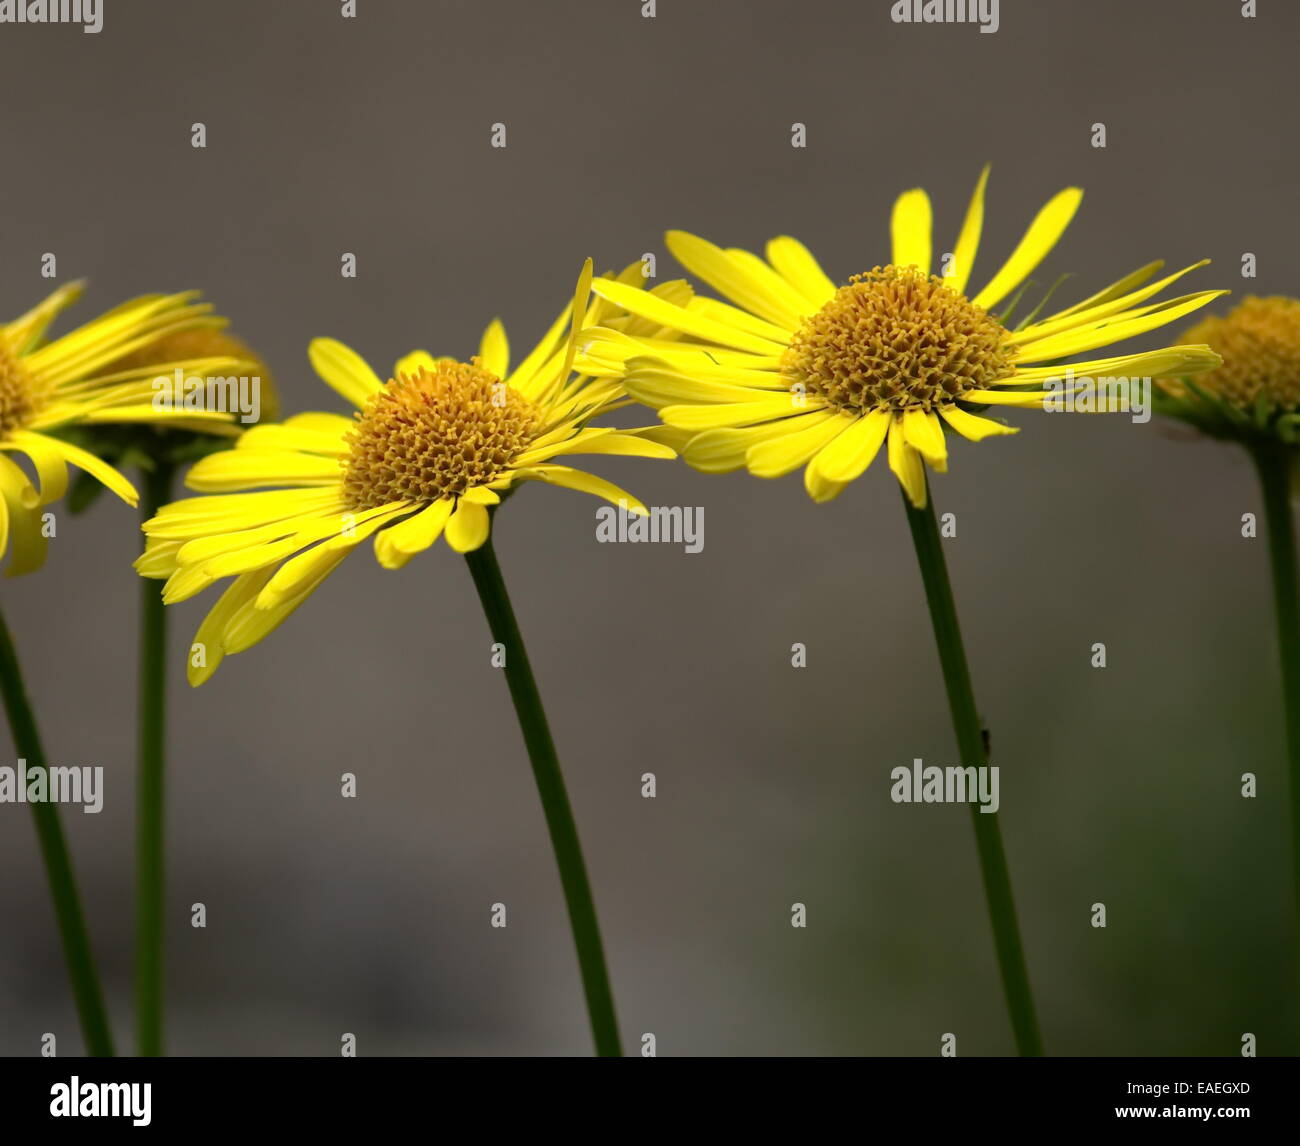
[0, 605, 114, 1056]
[900, 482, 1044, 1057]
[1250, 443, 1300, 940]
[463, 534, 622, 1057]
[135, 461, 174, 1057]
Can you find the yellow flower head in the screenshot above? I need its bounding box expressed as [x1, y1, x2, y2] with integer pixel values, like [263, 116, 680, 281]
[580, 166, 1226, 507]
[139, 261, 679, 686]
[108, 326, 280, 429]
[1157, 296, 1300, 443]
[0, 283, 258, 575]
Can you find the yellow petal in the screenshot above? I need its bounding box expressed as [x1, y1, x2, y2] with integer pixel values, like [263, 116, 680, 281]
[0, 454, 47, 576]
[1013, 291, 1228, 364]
[948, 164, 990, 295]
[395, 350, 438, 377]
[186, 568, 275, 687]
[665, 231, 804, 329]
[226, 551, 348, 654]
[512, 465, 647, 515]
[803, 460, 849, 504]
[444, 499, 491, 553]
[11, 430, 136, 506]
[808, 409, 891, 483]
[681, 414, 833, 474]
[1010, 260, 1211, 347]
[235, 425, 346, 455]
[374, 499, 454, 569]
[938, 406, 1019, 441]
[662, 394, 816, 430]
[971, 187, 1083, 311]
[887, 417, 927, 507]
[890, 188, 933, 274]
[479, 319, 509, 377]
[308, 338, 384, 407]
[902, 408, 948, 468]
[589, 277, 787, 355]
[187, 449, 342, 492]
[765, 236, 838, 307]
[747, 413, 854, 478]
[0, 431, 67, 505]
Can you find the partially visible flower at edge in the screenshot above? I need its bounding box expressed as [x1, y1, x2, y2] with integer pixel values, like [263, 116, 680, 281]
[60, 326, 279, 514]
[0, 283, 259, 575]
[1157, 295, 1300, 446]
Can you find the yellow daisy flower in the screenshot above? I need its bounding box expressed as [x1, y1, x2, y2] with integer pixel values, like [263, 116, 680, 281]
[139, 261, 679, 686]
[1157, 296, 1300, 443]
[0, 282, 257, 574]
[580, 166, 1227, 507]
[110, 325, 280, 431]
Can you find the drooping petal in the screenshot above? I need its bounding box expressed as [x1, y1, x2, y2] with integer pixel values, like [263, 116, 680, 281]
[374, 499, 455, 569]
[887, 416, 927, 508]
[746, 413, 854, 478]
[808, 409, 891, 483]
[444, 498, 491, 553]
[902, 408, 948, 469]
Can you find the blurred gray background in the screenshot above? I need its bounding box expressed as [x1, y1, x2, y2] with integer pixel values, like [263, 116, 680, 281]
[1, 0, 1298, 1056]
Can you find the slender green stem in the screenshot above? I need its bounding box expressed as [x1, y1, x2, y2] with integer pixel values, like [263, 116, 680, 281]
[463, 534, 622, 1057]
[900, 482, 1044, 1057]
[135, 461, 174, 1057]
[1250, 443, 1300, 938]
[0, 605, 115, 1056]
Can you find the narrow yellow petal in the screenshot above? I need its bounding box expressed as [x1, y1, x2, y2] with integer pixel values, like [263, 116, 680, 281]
[186, 449, 342, 492]
[681, 413, 835, 474]
[226, 551, 348, 654]
[444, 499, 491, 553]
[887, 417, 927, 508]
[11, 430, 137, 506]
[374, 499, 454, 569]
[971, 187, 1083, 311]
[902, 408, 948, 469]
[746, 413, 851, 478]
[0, 454, 47, 576]
[235, 425, 347, 455]
[808, 409, 891, 483]
[1, 432, 68, 505]
[1012, 291, 1228, 364]
[1010, 260, 1211, 347]
[803, 460, 849, 504]
[186, 568, 276, 686]
[890, 188, 933, 274]
[765, 236, 838, 307]
[1045, 259, 1165, 321]
[589, 277, 787, 355]
[479, 319, 509, 378]
[395, 350, 437, 377]
[665, 231, 804, 329]
[512, 465, 647, 515]
[308, 338, 384, 407]
[948, 164, 990, 294]
[938, 405, 1019, 441]
[662, 394, 816, 431]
